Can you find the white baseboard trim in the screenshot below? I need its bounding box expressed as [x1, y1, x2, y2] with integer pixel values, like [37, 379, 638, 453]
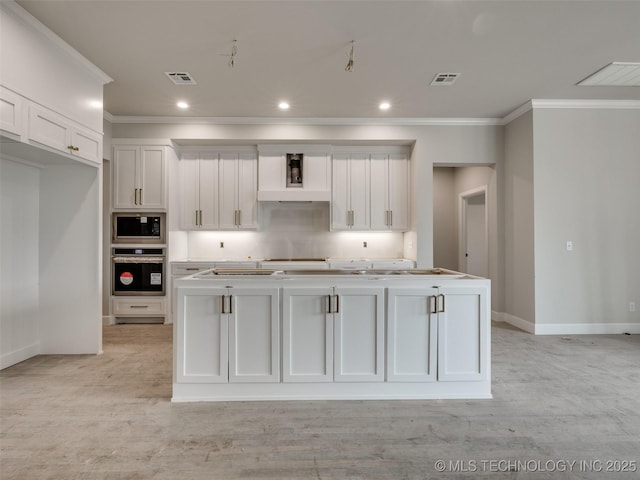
[492, 311, 640, 335]
[534, 323, 640, 335]
[0, 341, 40, 370]
[492, 311, 535, 333]
[102, 315, 115, 326]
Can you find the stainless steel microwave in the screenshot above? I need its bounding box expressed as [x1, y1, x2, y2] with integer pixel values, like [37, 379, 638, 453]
[112, 213, 165, 244]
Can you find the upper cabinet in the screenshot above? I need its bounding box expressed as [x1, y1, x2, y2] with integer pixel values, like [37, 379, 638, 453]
[28, 104, 102, 165]
[331, 149, 410, 232]
[332, 153, 370, 230]
[0, 86, 24, 139]
[257, 145, 331, 201]
[370, 153, 410, 231]
[113, 145, 167, 210]
[179, 150, 258, 230]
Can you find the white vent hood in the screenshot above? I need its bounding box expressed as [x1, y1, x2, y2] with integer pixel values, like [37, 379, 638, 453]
[257, 144, 332, 201]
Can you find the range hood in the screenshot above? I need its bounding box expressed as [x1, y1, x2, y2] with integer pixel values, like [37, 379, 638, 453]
[257, 145, 332, 202]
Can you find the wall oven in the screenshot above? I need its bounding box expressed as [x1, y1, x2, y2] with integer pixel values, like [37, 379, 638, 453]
[112, 212, 165, 244]
[112, 248, 166, 296]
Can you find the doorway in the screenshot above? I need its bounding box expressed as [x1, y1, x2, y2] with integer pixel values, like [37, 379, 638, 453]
[459, 187, 488, 277]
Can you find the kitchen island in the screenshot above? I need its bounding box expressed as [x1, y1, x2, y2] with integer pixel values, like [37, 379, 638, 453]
[173, 268, 490, 402]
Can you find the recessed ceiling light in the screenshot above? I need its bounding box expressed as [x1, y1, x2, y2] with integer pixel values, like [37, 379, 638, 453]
[578, 62, 640, 86]
[379, 102, 391, 111]
[177, 101, 189, 109]
[278, 101, 290, 110]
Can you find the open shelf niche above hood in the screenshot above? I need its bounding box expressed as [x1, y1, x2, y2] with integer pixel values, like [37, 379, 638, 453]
[257, 144, 332, 202]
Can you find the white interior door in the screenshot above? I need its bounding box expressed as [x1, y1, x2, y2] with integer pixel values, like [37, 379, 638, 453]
[460, 189, 488, 277]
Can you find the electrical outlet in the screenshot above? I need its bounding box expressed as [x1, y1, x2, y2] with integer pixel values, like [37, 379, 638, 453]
[630, 302, 636, 313]
[363, 241, 368, 248]
[220, 242, 224, 248]
[566, 241, 573, 251]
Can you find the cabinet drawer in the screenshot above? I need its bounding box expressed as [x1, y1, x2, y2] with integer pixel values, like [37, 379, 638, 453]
[113, 297, 166, 315]
[171, 263, 216, 275]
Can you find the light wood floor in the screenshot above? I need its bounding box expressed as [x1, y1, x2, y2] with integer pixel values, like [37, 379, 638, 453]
[1, 322, 639, 479]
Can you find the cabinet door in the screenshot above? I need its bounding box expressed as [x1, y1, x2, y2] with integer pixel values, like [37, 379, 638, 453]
[179, 154, 200, 230]
[28, 104, 72, 153]
[176, 289, 228, 383]
[198, 153, 219, 229]
[331, 154, 350, 230]
[236, 154, 258, 229]
[348, 154, 370, 230]
[70, 127, 102, 164]
[387, 155, 409, 231]
[0, 87, 23, 137]
[218, 154, 238, 229]
[334, 287, 384, 382]
[387, 288, 438, 382]
[229, 288, 279, 383]
[113, 146, 138, 209]
[369, 154, 388, 230]
[139, 146, 166, 208]
[437, 286, 489, 382]
[283, 288, 334, 382]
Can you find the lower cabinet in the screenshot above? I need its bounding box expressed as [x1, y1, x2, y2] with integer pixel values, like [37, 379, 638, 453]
[282, 287, 384, 383]
[174, 279, 491, 401]
[176, 287, 280, 383]
[387, 286, 489, 382]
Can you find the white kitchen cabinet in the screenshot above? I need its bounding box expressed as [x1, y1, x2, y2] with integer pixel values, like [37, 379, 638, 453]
[370, 153, 409, 231]
[388, 286, 489, 383]
[333, 287, 385, 382]
[0, 86, 24, 139]
[176, 286, 279, 384]
[112, 297, 166, 317]
[219, 153, 258, 230]
[229, 288, 280, 383]
[176, 288, 229, 383]
[113, 145, 166, 210]
[283, 288, 334, 382]
[28, 103, 102, 165]
[179, 152, 218, 229]
[387, 288, 438, 382]
[437, 286, 489, 382]
[179, 151, 257, 230]
[331, 153, 370, 230]
[283, 286, 384, 383]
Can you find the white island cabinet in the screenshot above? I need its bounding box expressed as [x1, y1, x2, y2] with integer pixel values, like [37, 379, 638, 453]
[173, 269, 490, 402]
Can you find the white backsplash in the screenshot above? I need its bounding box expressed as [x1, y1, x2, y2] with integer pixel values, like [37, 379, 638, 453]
[183, 202, 405, 260]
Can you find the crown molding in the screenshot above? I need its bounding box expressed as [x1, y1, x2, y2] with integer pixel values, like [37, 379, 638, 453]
[108, 115, 502, 126]
[103, 110, 114, 123]
[2, 1, 113, 85]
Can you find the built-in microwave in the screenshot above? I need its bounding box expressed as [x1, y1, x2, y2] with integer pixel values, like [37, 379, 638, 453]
[112, 212, 165, 244]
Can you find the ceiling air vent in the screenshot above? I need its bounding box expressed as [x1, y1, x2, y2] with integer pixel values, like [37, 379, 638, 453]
[165, 72, 197, 85]
[578, 62, 640, 87]
[430, 73, 460, 86]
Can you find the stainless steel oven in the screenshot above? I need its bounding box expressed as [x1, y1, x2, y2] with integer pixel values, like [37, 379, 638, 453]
[112, 248, 166, 296]
[112, 213, 165, 244]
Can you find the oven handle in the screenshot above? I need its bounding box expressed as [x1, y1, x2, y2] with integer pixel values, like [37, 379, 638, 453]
[112, 256, 166, 263]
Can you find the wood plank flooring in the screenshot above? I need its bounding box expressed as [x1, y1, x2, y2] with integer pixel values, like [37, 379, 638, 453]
[1, 322, 639, 479]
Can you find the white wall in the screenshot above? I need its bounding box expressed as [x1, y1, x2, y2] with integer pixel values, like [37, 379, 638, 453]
[38, 164, 102, 353]
[503, 111, 535, 331]
[532, 108, 640, 332]
[433, 168, 457, 269]
[0, 158, 40, 368]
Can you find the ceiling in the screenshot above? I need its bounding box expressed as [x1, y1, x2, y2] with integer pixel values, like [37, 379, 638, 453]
[16, 0, 640, 120]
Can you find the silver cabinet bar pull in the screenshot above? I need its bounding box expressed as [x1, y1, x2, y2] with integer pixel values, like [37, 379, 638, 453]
[335, 294, 340, 314]
[438, 294, 445, 313]
[429, 295, 437, 314]
[130, 305, 148, 309]
[221, 295, 226, 314]
[228, 295, 233, 314]
[389, 210, 393, 227]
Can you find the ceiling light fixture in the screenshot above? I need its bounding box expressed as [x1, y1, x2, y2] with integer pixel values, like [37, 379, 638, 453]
[379, 102, 391, 111]
[278, 101, 290, 110]
[345, 41, 355, 73]
[219, 40, 238, 68]
[176, 101, 189, 109]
